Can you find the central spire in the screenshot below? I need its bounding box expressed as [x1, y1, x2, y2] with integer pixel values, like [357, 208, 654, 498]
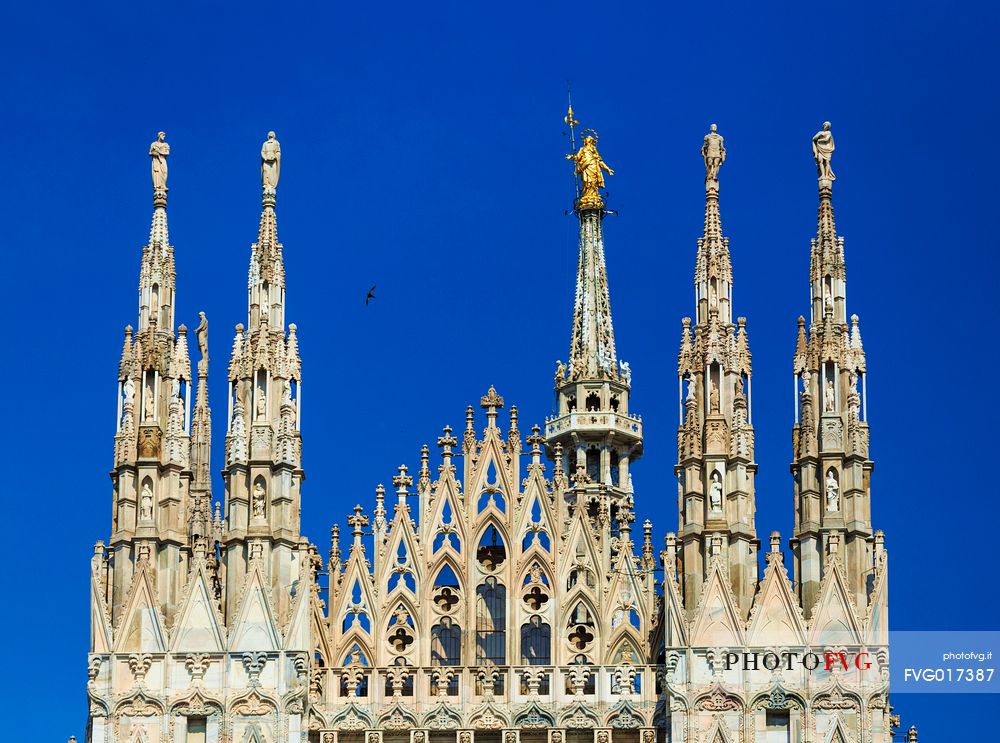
[563, 115, 619, 382]
[547, 105, 641, 512]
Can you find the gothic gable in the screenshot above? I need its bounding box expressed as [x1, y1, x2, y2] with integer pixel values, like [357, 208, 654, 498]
[170, 564, 226, 652]
[228, 563, 282, 652]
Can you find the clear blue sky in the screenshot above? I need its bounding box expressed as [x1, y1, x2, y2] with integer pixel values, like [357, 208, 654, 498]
[4, 1, 996, 738]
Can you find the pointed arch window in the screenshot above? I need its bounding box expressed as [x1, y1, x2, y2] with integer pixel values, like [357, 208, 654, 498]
[431, 617, 462, 666]
[432, 499, 461, 553]
[476, 577, 507, 664]
[342, 578, 371, 633]
[520, 616, 551, 665]
[520, 498, 551, 552]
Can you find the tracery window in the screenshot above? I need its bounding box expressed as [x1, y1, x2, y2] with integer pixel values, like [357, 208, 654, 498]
[476, 577, 507, 664]
[520, 616, 551, 665]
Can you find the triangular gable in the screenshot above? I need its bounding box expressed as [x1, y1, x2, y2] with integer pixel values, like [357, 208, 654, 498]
[807, 561, 862, 645]
[705, 720, 735, 743]
[91, 570, 113, 654]
[823, 718, 850, 743]
[468, 436, 515, 503]
[428, 487, 467, 555]
[746, 559, 806, 646]
[660, 571, 689, 647]
[283, 574, 311, 652]
[330, 549, 378, 644]
[379, 510, 423, 594]
[690, 563, 745, 647]
[310, 594, 334, 665]
[170, 565, 225, 652]
[864, 562, 889, 645]
[114, 564, 167, 653]
[228, 563, 281, 651]
[558, 505, 602, 591]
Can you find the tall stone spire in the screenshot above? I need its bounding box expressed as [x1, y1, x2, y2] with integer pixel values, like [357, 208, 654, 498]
[791, 122, 875, 615]
[103, 132, 199, 640]
[222, 131, 306, 625]
[546, 109, 642, 535]
[675, 125, 758, 617]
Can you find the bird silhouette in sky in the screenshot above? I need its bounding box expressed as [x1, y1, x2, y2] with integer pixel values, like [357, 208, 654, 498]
[365, 285, 376, 305]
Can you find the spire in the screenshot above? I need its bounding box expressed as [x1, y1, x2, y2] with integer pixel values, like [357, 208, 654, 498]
[138, 131, 176, 335]
[695, 123, 733, 325]
[675, 125, 758, 619]
[547, 105, 641, 517]
[248, 131, 285, 332]
[792, 122, 877, 617]
[190, 312, 212, 492]
[563, 106, 619, 383]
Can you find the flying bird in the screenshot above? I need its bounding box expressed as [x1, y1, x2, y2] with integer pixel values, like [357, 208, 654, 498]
[365, 285, 376, 305]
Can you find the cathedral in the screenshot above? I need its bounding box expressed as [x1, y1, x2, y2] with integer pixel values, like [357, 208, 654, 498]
[83, 116, 909, 743]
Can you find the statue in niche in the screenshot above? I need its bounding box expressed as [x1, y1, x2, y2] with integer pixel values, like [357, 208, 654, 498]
[802, 369, 811, 394]
[261, 131, 281, 193]
[123, 377, 135, 407]
[824, 294, 833, 315]
[252, 481, 266, 518]
[702, 123, 726, 181]
[826, 470, 840, 512]
[812, 121, 836, 181]
[140, 483, 153, 521]
[566, 131, 614, 209]
[619, 359, 632, 385]
[260, 291, 269, 321]
[709, 283, 718, 308]
[825, 378, 836, 412]
[709, 470, 723, 511]
[282, 379, 292, 406]
[709, 380, 720, 412]
[149, 132, 169, 191]
[143, 383, 155, 421]
[196, 311, 209, 362]
[256, 388, 267, 420]
[849, 370, 859, 395]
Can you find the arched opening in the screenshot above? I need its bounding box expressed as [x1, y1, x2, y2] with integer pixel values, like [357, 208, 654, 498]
[431, 617, 461, 667]
[476, 577, 507, 664]
[520, 616, 551, 665]
[476, 525, 507, 570]
[610, 451, 620, 487]
[432, 564, 461, 613]
[586, 448, 600, 482]
[585, 392, 601, 411]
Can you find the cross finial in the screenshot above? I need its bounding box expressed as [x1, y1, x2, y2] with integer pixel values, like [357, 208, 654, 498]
[348, 505, 369, 538]
[393, 464, 413, 494]
[437, 424, 457, 456]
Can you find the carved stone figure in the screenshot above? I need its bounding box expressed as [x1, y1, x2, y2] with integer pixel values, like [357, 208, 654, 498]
[566, 133, 613, 209]
[702, 123, 726, 181]
[149, 132, 170, 191]
[812, 121, 836, 181]
[709, 380, 720, 412]
[196, 312, 209, 361]
[261, 131, 281, 193]
[256, 389, 267, 420]
[709, 470, 723, 511]
[260, 291, 269, 320]
[825, 378, 836, 412]
[143, 383, 155, 421]
[282, 379, 292, 406]
[140, 483, 153, 521]
[123, 377, 135, 407]
[555, 359, 566, 385]
[826, 469, 840, 512]
[252, 481, 266, 518]
[619, 359, 632, 385]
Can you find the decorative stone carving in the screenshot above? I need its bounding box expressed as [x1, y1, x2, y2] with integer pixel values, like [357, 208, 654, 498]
[262, 131, 281, 193]
[709, 470, 723, 512]
[149, 132, 169, 192]
[139, 482, 153, 521]
[812, 121, 836, 181]
[826, 469, 840, 512]
[252, 481, 266, 519]
[702, 123, 726, 181]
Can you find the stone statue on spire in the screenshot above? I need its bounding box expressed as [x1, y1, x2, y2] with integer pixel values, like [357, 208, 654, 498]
[149, 132, 169, 193]
[702, 123, 726, 182]
[196, 311, 209, 368]
[261, 131, 281, 194]
[812, 121, 836, 181]
[567, 130, 613, 210]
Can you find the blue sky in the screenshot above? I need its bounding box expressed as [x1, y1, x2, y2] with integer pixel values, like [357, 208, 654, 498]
[3, 1, 997, 738]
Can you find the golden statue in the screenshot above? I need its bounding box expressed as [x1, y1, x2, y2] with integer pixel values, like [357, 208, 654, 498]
[566, 131, 613, 209]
